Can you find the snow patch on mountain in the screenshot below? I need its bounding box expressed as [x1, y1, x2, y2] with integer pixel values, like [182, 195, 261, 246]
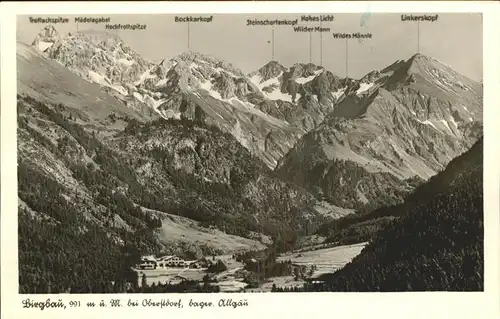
[439, 119, 454, 134]
[416, 118, 438, 130]
[356, 82, 374, 95]
[231, 120, 250, 149]
[200, 80, 224, 100]
[155, 78, 168, 87]
[36, 41, 54, 52]
[88, 70, 109, 85]
[87, 70, 128, 95]
[265, 88, 299, 103]
[332, 87, 346, 99]
[151, 98, 167, 109]
[161, 109, 182, 120]
[215, 67, 240, 79]
[133, 92, 145, 102]
[134, 69, 157, 86]
[295, 69, 324, 85]
[295, 74, 317, 84]
[117, 58, 135, 67]
[249, 74, 263, 86]
[448, 116, 459, 130]
[257, 73, 282, 89]
[461, 105, 472, 114]
[229, 98, 290, 129]
[31, 25, 61, 53]
[249, 71, 301, 102]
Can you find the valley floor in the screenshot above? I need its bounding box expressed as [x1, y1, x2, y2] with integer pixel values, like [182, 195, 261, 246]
[134, 243, 367, 292]
[277, 242, 368, 278]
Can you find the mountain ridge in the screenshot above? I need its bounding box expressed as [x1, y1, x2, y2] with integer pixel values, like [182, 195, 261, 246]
[18, 24, 484, 294]
[23, 23, 483, 232]
[316, 137, 483, 291]
[275, 49, 482, 213]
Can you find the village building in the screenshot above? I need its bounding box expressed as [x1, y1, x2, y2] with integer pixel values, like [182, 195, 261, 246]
[185, 260, 203, 269]
[137, 255, 157, 270]
[156, 255, 186, 268]
[136, 254, 207, 270]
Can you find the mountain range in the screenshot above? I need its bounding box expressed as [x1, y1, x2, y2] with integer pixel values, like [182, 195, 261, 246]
[17, 25, 483, 291]
[317, 137, 483, 291]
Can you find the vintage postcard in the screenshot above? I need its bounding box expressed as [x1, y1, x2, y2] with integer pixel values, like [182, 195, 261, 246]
[1, 1, 499, 319]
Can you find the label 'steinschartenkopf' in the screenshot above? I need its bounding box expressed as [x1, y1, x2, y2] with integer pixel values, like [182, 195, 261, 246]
[246, 19, 298, 26]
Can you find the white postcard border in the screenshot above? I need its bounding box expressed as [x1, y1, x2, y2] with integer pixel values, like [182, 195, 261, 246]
[2, 2, 500, 319]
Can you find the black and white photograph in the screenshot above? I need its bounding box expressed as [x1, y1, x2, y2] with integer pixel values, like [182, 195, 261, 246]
[14, 10, 485, 295]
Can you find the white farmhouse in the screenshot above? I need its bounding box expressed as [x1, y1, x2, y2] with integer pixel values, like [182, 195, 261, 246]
[137, 254, 205, 270]
[137, 255, 157, 270]
[156, 255, 186, 268]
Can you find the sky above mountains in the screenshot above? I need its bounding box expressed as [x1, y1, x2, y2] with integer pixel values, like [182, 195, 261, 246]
[17, 13, 482, 82]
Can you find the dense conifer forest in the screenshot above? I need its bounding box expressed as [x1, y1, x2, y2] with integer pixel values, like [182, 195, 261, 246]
[16, 96, 313, 293]
[293, 139, 484, 291]
[17, 92, 483, 293]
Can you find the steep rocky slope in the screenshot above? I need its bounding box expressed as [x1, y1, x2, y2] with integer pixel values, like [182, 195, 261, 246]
[318, 138, 483, 291]
[16, 90, 322, 254]
[17, 40, 338, 250]
[24, 25, 484, 228]
[17, 42, 157, 123]
[31, 25, 387, 171]
[18, 25, 484, 293]
[248, 61, 354, 131]
[23, 25, 484, 228]
[33, 26, 155, 94]
[20, 26, 370, 263]
[32, 26, 311, 169]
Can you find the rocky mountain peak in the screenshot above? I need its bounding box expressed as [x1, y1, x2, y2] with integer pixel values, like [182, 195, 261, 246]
[75, 30, 123, 47]
[409, 52, 427, 61]
[402, 53, 467, 81]
[406, 53, 437, 73]
[289, 62, 322, 78]
[175, 51, 245, 78]
[31, 25, 61, 52]
[211, 72, 237, 99]
[30, 26, 154, 93]
[24, 27, 483, 182]
[158, 51, 253, 99]
[176, 51, 211, 64]
[361, 70, 381, 83]
[250, 61, 286, 83]
[379, 52, 482, 103]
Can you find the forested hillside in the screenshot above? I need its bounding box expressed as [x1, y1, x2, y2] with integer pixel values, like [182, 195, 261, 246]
[315, 138, 483, 291]
[17, 26, 484, 294]
[17, 94, 324, 293]
[317, 138, 482, 245]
